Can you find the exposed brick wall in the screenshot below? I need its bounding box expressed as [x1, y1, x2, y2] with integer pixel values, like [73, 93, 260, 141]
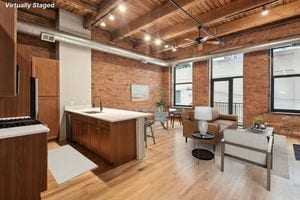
[244, 50, 300, 136]
[92, 51, 168, 111]
[243, 50, 270, 127]
[193, 60, 209, 107]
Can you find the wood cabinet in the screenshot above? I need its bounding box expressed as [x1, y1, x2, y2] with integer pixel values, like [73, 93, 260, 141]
[0, 1, 17, 97]
[32, 57, 59, 140]
[70, 113, 136, 166]
[38, 97, 59, 139]
[0, 132, 48, 200]
[0, 44, 32, 117]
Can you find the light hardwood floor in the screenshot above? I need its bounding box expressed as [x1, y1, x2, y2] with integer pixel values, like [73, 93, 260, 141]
[43, 124, 300, 200]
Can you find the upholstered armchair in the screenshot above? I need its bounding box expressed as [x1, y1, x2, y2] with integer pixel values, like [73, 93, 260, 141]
[221, 129, 274, 191]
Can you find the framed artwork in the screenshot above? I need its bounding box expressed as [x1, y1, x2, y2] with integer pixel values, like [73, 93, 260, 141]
[131, 84, 149, 101]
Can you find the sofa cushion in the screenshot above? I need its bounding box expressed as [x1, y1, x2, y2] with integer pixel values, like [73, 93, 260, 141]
[211, 108, 220, 121]
[213, 119, 237, 129]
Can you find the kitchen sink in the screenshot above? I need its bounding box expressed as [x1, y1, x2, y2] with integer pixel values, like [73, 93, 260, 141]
[83, 111, 102, 114]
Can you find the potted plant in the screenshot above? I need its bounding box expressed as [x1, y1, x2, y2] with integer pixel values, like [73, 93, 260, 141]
[156, 99, 166, 112]
[155, 86, 167, 112]
[254, 117, 262, 128]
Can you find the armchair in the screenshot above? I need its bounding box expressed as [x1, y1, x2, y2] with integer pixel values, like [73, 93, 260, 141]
[183, 108, 238, 145]
[221, 129, 274, 191]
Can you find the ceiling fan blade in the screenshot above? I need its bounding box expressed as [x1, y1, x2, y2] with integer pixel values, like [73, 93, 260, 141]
[202, 36, 208, 42]
[205, 40, 221, 45]
[184, 38, 195, 42]
[180, 43, 196, 48]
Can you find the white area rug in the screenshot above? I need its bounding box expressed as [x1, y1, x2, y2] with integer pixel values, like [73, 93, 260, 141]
[272, 134, 289, 179]
[48, 145, 98, 184]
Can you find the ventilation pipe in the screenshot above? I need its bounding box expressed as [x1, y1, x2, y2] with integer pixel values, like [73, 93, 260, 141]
[17, 21, 169, 67]
[170, 34, 300, 65]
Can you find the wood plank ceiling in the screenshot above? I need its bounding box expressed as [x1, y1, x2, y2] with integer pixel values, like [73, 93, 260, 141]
[10, 0, 300, 56]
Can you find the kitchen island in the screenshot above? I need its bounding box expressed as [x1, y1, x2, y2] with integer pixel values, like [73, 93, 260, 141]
[65, 106, 151, 167]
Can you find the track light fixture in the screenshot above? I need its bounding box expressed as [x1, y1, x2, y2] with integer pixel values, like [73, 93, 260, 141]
[119, 4, 126, 12]
[261, 6, 269, 16]
[144, 35, 151, 41]
[108, 14, 115, 21]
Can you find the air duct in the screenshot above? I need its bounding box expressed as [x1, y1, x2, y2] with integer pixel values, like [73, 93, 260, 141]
[170, 34, 300, 65]
[17, 21, 169, 67]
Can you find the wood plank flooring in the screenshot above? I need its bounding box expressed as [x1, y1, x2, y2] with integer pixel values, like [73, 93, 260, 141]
[42, 124, 300, 200]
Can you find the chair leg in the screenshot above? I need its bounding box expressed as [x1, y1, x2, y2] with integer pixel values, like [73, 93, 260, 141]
[144, 125, 147, 148]
[171, 117, 174, 128]
[221, 141, 225, 172]
[185, 137, 187, 143]
[150, 125, 155, 144]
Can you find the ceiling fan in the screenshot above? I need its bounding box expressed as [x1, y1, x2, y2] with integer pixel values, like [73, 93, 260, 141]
[183, 26, 220, 50]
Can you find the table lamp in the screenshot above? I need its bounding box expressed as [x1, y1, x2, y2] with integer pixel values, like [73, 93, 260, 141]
[194, 106, 212, 135]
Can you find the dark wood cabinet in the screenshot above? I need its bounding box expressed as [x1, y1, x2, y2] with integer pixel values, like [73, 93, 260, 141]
[32, 57, 59, 140]
[70, 113, 136, 166]
[0, 1, 17, 97]
[99, 124, 111, 162]
[0, 132, 48, 200]
[71, 114, 89, 145]
[38, 97, 59, 139]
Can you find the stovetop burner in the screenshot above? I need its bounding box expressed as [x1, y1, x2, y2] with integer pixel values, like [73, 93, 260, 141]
[0, 116, 42, 129]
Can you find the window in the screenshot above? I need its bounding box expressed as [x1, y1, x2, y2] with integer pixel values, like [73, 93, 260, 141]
[271, 45, 300, 113]
[173, 63, 192, 107]
[211, 54, 244, 124]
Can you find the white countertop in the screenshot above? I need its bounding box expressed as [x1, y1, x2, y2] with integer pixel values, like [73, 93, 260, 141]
[65, 105, 152, 122]
[0, 124, 50, 140]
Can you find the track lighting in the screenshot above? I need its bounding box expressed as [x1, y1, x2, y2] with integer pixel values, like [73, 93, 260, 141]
[119, 4, 126, 12]
[172, 47, 177, 52]
[155, 38, 162, 45]
[144, 35, 151, 41]
[108, 14, 115, 21]
[261, 6, 269, 16]
[164, 44, 169, 48]
[100, 21, 106, 27]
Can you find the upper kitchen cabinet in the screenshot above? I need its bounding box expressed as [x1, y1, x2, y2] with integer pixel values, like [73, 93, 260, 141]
[0, 1, 17, 97]
[32, 57, 59, 97]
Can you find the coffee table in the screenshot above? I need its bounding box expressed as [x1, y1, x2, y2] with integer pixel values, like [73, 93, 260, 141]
[191, 131, 215, 161]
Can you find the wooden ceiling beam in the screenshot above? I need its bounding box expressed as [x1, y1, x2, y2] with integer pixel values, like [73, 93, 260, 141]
[55, 0, 97, 15]
[83, 0, 124, 29]
[161, 1, 300, 52]
[160, 0, 274, 40]
[110, 0, 203, 41]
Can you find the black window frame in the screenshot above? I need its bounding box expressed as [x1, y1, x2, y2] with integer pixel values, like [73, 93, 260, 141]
[173, 63, 193, 107]
[271, 45, 300, 114]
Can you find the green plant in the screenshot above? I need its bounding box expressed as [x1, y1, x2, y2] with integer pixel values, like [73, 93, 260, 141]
[156, 99, 166, 108]
[254, 117, 262, 124]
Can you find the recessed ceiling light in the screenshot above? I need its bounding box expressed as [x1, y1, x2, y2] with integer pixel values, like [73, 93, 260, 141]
[155, 39, 161, 45]
[109, 14, 115, 21]
[172, 47, 177, 52]
[100, 21, 106, 27]
[144, 35, 151, 41]
[119, 4, 126, 12]
[164, 44, 169, 48]
[261, 6, 269, 16]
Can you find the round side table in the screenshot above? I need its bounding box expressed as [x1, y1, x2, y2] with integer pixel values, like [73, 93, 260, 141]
[191, 131, 215, 161]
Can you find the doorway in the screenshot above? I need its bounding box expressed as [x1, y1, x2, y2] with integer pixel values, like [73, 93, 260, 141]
[211, 54, 243, 125]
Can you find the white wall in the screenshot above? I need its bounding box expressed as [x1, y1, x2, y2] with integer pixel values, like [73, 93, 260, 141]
[58, 9, 91, 140]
